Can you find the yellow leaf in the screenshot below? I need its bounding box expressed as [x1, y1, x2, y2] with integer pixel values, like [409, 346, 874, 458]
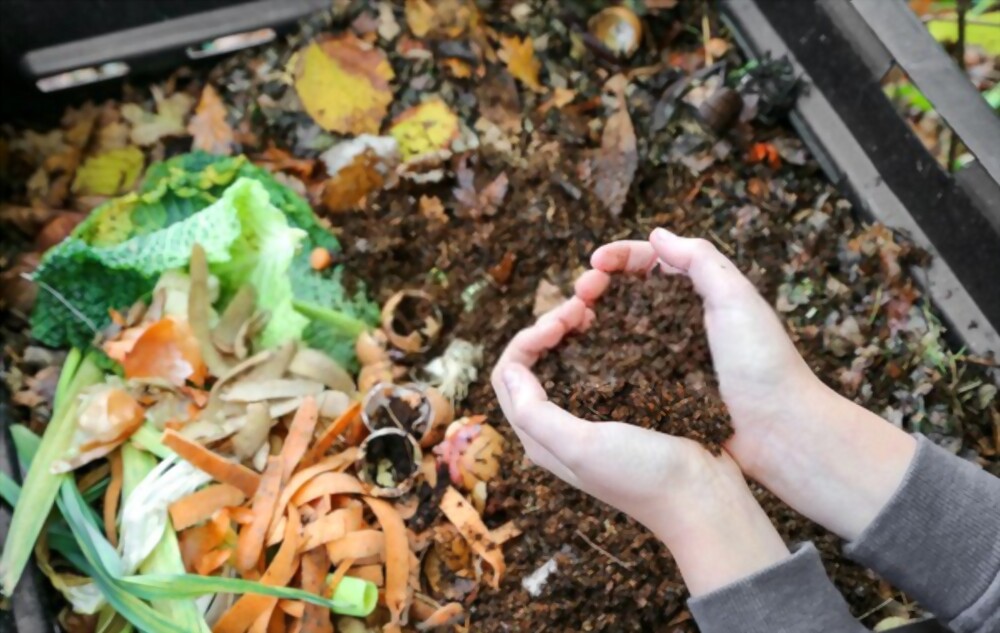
[405, 0, 477, 39]
[293, 36, 395, 135]
[71, 147, 144, 196]
[389, 99, 460, 162]
[121, 87, 194, 146]
[405, 0, 436, 37]
[188, 85, 234, 155]
[500, 36, 543, 92]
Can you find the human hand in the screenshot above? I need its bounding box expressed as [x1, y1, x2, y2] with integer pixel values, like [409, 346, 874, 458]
[581, 228, 916, 540]
[491, 297, 789, 595]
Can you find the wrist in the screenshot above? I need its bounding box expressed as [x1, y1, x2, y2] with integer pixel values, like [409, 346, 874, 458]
[648, 458, 790, 596]
[739, 383, 917, 541]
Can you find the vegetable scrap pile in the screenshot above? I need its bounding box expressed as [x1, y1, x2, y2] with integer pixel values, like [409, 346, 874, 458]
[0, 1, 998, 632]
[536, 275, 733, 454]
[0, 154, 513, 632]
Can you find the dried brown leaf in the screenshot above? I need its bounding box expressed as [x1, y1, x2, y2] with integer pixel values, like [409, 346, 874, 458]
[499, 35, 543, 92]
[589, 77, 637, 216]
[188, 85, 234, 155]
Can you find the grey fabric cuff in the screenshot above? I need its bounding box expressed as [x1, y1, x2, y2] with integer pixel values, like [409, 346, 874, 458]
[844, 435, 1000, 633]
[688, 543, 867, 633]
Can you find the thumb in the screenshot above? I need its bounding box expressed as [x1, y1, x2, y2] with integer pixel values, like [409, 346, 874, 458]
[648, 228, 749, 307]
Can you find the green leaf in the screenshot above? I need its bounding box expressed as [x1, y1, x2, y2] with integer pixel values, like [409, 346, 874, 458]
[0, 471, 20, 506]
[0, 351, 104, 596]
[57, 479, 179, 633]
[124, 447, 208, 632]
[208, 178, 309, 348]
[927, 11, 1000, 54]
[121, 573, 378, 617]
[129, 424, 175, 462]
[292, 259, 379, 370]
[30, 151, 348, 350]
[985, 84, 1000, 110]
[72, 147, 145, 196]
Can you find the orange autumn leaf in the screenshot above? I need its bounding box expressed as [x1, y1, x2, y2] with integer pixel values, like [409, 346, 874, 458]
[321, 152, 386, 212]
[188, 84, 234, 155]
[293, 35, 394, 135]
[122, 317, 207, 387]
[748, 142, 781, 169]
[500, 35, 543, 92]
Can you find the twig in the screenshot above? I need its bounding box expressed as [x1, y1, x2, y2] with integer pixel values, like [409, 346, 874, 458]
[702, 12, 713, 66]
[948, 0, 970, 172]
[707, 230, 735, 256]
[856, 596, 896, 621]
[23, 273, 99, 335]
[574, 529, 633, 569]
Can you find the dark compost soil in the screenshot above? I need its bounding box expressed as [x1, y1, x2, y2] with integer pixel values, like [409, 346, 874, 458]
[535, 275, 734, 454]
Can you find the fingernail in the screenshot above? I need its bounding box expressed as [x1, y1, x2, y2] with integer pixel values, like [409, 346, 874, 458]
[502, 368, 519, 394]
[651, 228, 669, 244]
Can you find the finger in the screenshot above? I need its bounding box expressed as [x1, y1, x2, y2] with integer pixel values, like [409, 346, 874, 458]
[500, 364, 592, 469]
[496, 298, 587, 369]
[491, 365, 580, 484]
[573, 269, 611, 306]
[648, 228, 750, 307]
[590, 241, 660, 275]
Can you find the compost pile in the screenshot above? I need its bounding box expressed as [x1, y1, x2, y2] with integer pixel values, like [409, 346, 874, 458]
[536, 275, 734, 454]
[1, 2, 998, 632]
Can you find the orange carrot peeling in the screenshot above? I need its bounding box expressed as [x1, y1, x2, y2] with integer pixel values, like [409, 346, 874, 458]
[170, 483, 246, 531]
[325, 557, 355, 598]
[299, 546, 333, 633]
[213, 507, 302, 633]
[440, 487, 506, 588]
[163, 429, 261, 496]
[300, 402, 360, 468]
[364, 498, 410, 627]
[289, 472, 363, 507]
[324, 530, 385, 564]
[104, 450, 124, 547]
[279, 397, 319, 482]
[235, 457, 284, 573]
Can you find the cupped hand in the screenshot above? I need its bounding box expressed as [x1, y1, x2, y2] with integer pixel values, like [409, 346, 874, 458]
[580, 228, 828, 478]
[491, 296, 789, 594]
[583, 228, 916, 541]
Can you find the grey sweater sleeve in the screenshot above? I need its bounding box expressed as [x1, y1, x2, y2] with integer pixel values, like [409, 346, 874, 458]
[688, 435, 1000, 633]
[844, 435, 1000, 633]
[688, 543, 868, 633]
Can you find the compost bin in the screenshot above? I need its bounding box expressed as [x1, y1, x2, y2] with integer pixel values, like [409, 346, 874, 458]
[1, 1, 998, 632]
